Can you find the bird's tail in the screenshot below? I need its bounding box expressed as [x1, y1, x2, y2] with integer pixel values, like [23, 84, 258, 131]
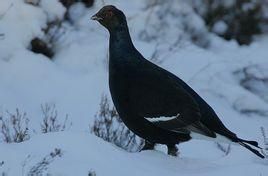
[219, 131, 265, 159]
[237, 139, 264, 159]
[237, 138, 261, 149]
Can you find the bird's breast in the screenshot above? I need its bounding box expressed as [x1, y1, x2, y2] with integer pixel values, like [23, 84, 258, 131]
[108, 66, 133, 113]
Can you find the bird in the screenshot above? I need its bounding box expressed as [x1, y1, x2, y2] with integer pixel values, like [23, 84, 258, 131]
[91, 5, 264, 158]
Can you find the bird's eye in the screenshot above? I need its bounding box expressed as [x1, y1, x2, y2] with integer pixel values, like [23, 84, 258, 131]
[105, 11, 113, 18]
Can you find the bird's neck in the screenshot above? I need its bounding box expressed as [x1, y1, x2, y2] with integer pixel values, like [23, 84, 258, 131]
[109, 23, 136, 59]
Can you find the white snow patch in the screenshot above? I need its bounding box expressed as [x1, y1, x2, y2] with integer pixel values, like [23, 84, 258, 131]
[39, 0, 66, 22]
[212, 21, 228, 35]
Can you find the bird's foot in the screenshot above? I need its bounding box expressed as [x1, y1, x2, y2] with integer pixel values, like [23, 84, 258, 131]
[140, 141, 155, 151]
[167, 145, 179, 157]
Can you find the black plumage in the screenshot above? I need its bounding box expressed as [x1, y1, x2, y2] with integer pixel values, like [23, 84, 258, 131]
[91, 5, 264, 158]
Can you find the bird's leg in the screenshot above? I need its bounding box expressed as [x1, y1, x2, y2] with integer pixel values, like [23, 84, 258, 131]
[167, 144, 179, 157]
[140, 140, 155, 151]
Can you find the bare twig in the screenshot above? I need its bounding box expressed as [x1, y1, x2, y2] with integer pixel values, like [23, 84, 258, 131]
[22, 155, 31, 176]
[0, 3, 13, 20]
[91, 94, 144, 152]
[40, 104, 72, 133]
[88, 170, 97, 176]
[24, 0, 40, 6]
[0, 159, 7, 175]
[0, 109, 30, 143]
[215, 142, 231, 156]
[260, 127, 268, 158]
[27, 148, 63, 176]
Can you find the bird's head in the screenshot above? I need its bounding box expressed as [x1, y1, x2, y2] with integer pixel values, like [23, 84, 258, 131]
[91, 5, 126, 31]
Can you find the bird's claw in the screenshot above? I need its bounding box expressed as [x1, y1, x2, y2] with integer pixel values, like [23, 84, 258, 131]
[140, 141, 155, 151]
[167, 145, 179, 157]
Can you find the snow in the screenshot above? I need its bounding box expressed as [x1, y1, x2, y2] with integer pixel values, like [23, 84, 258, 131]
[0, 132, 266, 176]
[67, 2, 87, 23]
[212, 21, 227, 35]
[39, 0, 66, 22]
[0, 0, 268, 175]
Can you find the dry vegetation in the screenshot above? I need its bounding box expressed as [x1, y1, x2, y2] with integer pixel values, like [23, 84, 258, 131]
[0, 109, 30, 143]
[91, 94, 144, 152]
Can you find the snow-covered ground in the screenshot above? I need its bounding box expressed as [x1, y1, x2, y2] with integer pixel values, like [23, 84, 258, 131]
[0, 0, 268, 175]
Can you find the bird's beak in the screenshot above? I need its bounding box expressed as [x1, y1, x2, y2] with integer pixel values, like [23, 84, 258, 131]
[91, 13, 103, 21]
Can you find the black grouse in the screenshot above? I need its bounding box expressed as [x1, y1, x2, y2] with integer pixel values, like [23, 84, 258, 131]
[91, 5, 264, 158]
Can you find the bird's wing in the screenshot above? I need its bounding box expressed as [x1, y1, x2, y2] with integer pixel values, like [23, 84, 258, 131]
[126, 60, 215, 137]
